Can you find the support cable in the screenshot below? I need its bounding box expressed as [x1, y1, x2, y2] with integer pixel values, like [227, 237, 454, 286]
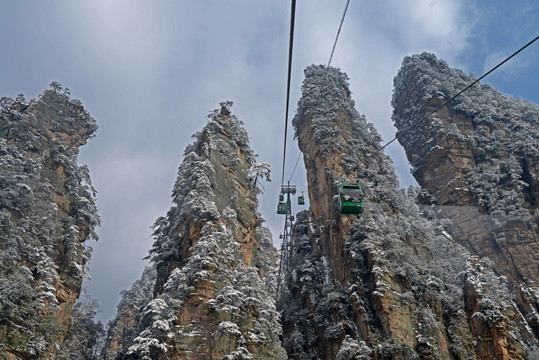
[288, 152, 302, 183]
[327, 0, 351, 71]
[276, 0, 352, 302]
[281, 0, 297, 186]
[287, 0, 351, 185]
[379, 34, 539, 151]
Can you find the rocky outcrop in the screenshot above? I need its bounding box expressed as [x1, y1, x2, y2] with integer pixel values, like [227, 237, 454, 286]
[106, 103, 285, 359]
[282, 65, 444, 359]
[102, 265, 157, 359]
[0, 88, 99, 359]
[392, 52, 539, 357]
[279, 65, 538, 359]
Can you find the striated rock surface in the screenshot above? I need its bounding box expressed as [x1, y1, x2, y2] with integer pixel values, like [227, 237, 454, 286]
[105, 102, 285, 359]
[0, 88, 99, 359]
[392, 52, 539, 358]
[279, 65, 538, 359]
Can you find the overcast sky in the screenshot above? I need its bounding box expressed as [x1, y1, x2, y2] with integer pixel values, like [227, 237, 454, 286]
[1, 1, 538, 323]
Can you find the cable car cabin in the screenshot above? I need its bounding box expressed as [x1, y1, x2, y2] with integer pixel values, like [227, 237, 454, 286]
[339, 183, 364, 214]
[279, 194, 284, 202]
[277, 202, 287, 214]
[298, 194, 305, 205]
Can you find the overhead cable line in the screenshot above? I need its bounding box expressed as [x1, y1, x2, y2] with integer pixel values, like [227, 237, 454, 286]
[276, 0, 352, 301]
[379, 34, 539, 151]
[276, 0, 298, 301]
[286, 0, 351, 185]
[327, 0, 351, 71]
[281, 0, 297, 187]
[288, 151, 302, 183]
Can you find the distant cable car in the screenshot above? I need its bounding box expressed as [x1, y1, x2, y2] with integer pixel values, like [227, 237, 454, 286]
[277, 201, 287, 215]
[298, 192, 305, 205]
[339, 183, 364, 214]
[279, 233, 283, 239]
[279, 194, 284, 202]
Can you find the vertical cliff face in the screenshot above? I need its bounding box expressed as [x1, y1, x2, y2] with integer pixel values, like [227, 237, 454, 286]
[106, 103, 285, 360]
[0, 89, 99, 358]
[291, 65, 399, 285]
[392, 52, 539, 357]
[280, 65, 538, 359]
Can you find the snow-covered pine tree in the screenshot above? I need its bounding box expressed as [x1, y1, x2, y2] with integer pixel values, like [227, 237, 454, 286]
[102, 265, 157, 359]
[57, 292, 105, 359]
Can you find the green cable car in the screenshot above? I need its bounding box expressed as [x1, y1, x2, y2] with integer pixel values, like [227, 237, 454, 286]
[298, 192, 305, 205]
[339, 183, 364, 214]
[277, 201, 287, 215]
